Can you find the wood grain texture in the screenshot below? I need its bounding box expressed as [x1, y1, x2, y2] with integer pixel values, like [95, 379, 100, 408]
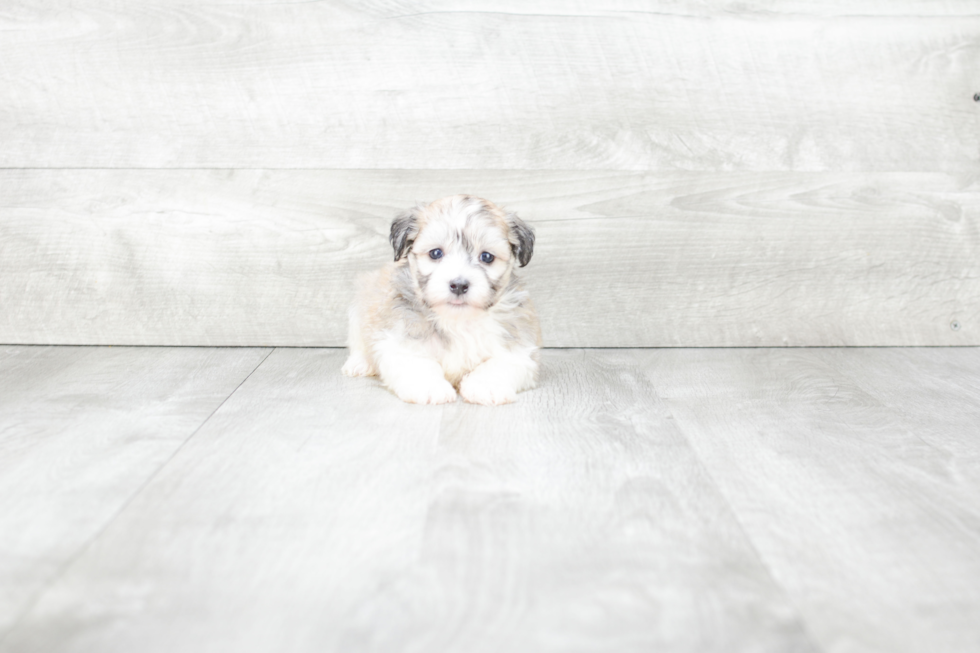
[2, 169, 977, 347]
[0, 348, 816, 653]
[642, 347, 980, 653]
[0, 345, 270, 638]
[1, 1, 978, 170]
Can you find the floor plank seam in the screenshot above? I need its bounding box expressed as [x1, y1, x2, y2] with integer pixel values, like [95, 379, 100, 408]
[0, 347, 277, 647]
[661, 401, 829, 653]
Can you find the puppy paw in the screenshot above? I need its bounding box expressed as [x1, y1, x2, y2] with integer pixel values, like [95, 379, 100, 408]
[393, 377, 458, 405]
[459, 372, 517, 406]
[342, 352, 373, 377]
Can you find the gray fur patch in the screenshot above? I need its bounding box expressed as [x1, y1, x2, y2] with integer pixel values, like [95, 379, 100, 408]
[390, 206, 422, 261]
[391, 265, 436, 340]
[459, 230, 474, 256]
[506, 212, 535, 267]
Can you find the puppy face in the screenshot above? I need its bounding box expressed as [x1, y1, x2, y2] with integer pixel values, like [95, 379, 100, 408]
[390, 195, 534, 314]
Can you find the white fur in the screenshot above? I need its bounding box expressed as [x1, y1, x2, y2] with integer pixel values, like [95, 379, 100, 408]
[342, 195, 540, 406]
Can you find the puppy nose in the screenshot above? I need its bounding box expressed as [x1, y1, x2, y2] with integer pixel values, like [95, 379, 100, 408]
[449, 278, 469, 296]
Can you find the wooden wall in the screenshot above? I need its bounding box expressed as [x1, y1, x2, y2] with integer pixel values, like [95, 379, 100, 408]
[2, 1, 978, 346]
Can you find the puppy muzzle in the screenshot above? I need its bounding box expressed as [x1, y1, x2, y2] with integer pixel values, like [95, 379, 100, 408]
[449, 278, 469, 296]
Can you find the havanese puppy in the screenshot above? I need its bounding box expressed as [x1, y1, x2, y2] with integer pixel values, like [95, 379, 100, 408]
[342, 195, 540, 405]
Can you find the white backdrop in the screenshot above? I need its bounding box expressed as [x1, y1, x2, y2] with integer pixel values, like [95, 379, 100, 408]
[2, 1, 977, 346]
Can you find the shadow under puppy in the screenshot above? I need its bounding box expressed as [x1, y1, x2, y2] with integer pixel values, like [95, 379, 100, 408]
[342, 195, 541, 405]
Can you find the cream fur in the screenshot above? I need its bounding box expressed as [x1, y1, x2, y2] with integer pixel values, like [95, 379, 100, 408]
[342, 195, 541, 405]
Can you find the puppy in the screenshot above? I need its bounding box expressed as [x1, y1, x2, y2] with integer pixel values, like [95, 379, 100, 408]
[342, 195, 541, 405]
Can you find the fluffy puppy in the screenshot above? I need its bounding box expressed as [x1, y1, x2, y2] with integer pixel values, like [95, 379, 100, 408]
[342, 195, 541, 405]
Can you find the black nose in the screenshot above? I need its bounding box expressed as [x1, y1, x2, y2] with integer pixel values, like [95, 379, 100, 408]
[449, 278, 469, 296]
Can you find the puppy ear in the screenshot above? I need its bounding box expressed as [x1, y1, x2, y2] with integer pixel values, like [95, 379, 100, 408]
[506, 212, 535, 267]
[389, 205, 422, 261]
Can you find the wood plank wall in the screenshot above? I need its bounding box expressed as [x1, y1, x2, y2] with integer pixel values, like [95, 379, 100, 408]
[2, 1, 978, 346]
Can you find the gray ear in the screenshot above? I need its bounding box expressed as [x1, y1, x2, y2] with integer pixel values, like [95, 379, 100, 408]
[506, 212, 535, 267]
[389, 206, 422, 261]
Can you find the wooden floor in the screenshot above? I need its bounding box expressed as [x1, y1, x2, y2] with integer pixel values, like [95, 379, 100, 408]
[1, 346, 978, 653]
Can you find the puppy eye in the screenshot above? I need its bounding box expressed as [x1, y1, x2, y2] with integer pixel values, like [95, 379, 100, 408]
[480, 252, 495, 264]
[429, 248, 443, 260]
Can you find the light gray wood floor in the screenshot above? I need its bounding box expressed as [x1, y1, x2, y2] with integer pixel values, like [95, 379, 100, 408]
[1, 346, 978, 653]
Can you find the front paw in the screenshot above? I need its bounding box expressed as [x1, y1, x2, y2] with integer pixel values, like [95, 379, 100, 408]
[342, 351, 373, 377]
[393, 376, 458, 405]
[459, 372, 517, 406]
